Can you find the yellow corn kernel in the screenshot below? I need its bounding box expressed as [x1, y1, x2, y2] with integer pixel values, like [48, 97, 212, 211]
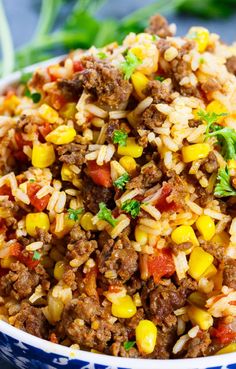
[187, 27, 210, 53]
[4, 95, 20, 111]
[60, 102, 77, 120]
[1, 256, 17, 269]
[187, 305, 213, 330]
[39, 103, 59, 123]
[131, 72, 149, 99]
[188, 292, 207, 308]
[119, 156, 137, 174]
[216, 343, 236, 355]
[212, 233, 230, 250]
[118, 138, 143, 158]
[228, 159, 236, 170]
[54, 261, 65, 280]
[80, 212, 96, 231]
[32, 142, 55, 168]
[188, 246, 214, 280]
[136, 320, 157, 354]
[111, 295, 137, 318]
[196, 215, 215, 241]
[46, 125, 76, 145]
[171, 225, 199, 246]
[61, 163, 74, 182]
[26, 212, 50, 237]
[201, 263, 217, 279]
[53, 215, 75, 239]
[182, 143, 210, 163]
[135, 226, 148, 245]
[206, 100, 227, 124]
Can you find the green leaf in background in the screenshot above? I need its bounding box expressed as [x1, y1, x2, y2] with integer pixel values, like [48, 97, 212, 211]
[1, 0, 236, 76]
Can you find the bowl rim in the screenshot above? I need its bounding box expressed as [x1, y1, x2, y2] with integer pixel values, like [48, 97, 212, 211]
[0, 59, 236, 369]
[0, 319, 235, 369]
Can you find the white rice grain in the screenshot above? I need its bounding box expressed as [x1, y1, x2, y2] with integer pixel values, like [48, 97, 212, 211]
[26, 241, 43, 251]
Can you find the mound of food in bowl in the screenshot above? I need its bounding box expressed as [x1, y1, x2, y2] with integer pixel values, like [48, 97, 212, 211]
[0, 13, 236, 360]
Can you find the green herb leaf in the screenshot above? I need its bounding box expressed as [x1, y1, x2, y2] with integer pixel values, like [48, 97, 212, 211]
[121, 199, 141, 218]
[214, 166, 236, 197]
[113, 130, 128, 147]
[29, 178, 35, 183]
[198, 110, 228, 137]
[124, 341, 136, 351]
[155, 75, 165, 82]
[97, 51, 107, 59]
[20, 71, 33, 85]
[121, 50, 142, 80]
[114, 173, 130, 190]
[68, 208, 84, 221]
[97, 202, 117, 227]
[25, 89, 41, 104]
[33, 251, 41, 261]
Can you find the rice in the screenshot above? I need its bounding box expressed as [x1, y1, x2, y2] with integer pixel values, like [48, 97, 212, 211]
[85, 103, 108, 118]
[26, 241, 43, 251]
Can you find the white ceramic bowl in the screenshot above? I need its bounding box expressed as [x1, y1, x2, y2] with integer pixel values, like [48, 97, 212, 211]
[0, 60, 236, 369]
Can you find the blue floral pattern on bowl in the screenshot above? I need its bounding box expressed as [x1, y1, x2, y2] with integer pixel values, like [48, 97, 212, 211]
[1, 321, 236, 369]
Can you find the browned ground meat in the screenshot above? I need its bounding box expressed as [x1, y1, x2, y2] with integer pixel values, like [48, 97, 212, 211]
[0, 262, 39, 300]
[66, 238, 98, 267]
[201, 151, 219, 174]
[97, 235, 138, 283]
[146, 14, 173, 38]
[226, 56, 236, 75]
[202, 241, 224, 261]
[57, 77, 83, 101]
[126, 161, 162, 190]
[223, 258, 236, 289]
[138, 104, 166, 131]
[82, 176, 114, 214]
[145, 80, 173, 104]
[57, 143, 87, 166]
[62, 56, 133, 109]
[14, 303, 48, 338]
[184, 331, 211, 358]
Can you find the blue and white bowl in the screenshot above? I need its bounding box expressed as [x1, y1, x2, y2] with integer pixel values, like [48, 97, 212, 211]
[1, 319, 236, 369]
[1, 60, 236, 369]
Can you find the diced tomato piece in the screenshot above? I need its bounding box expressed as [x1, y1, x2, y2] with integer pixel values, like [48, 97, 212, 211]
[0, 184, 14, 200]
[38, 122, 52, 140]
[73, 61, 84, 72]
[9, 242, 22, 257]
[211, 324, 236, 345]
[0, 219, 6, 234]
[14, 150, 29, 163]
[27, 183, 50, 211]
[15, 132, 32, 149]
[155, 184, 178, 212]
[0, 267, 9, 277]
[148, 248, 175, 284]
[18, 252, 40, 270]
[87, 161, 112, 188]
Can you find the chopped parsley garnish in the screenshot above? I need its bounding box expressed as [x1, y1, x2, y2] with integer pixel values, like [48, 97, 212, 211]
[113, 130, 128, 147]
[198, 110, 228, 137]
[20, 71, 33, 85]
[155, 75, 165, 82]
[199, 57, 205, 64]
[124, 341, 136, 351]
[32, 251, 41, 261]
[114, 173, 130, 190]
[68, 208, 84, 221]
[214, 166, 236, 197]
[25, 89, 41, 103]
[121, 199, 141, 218]
[29, 178, 35, 183]
[97, 51, 107, 59]
[121, 50, 142, 80]
[97, 202, 117, 227]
